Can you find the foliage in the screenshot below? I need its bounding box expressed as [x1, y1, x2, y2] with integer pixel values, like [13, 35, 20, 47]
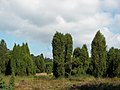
[87, 57, 93, 75]
[9, 74, 15, 90]
[52, 32, 65, 78]
[34, 54, 45, 73]
[1, 30, 120, 78]
[11, 43, 35, 76]
[64, 33, 73, 77]
[72, 45, 89, 76]
[107, 47, 120, 77]
[81, 44, 89, 74]
[0, 77, 7, 90]
[0, 40, 9, 74]
[91, 31, 107, 77]
[5, 57, 12, 75]
[45, 61, 53, 74]
[72, 47, 84, 76]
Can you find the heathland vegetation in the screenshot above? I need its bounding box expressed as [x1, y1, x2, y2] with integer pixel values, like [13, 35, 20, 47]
[0, 30, 120, 90]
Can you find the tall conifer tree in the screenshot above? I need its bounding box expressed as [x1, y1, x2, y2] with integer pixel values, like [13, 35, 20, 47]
[91, 30, 107, 77]
[64, 33, 73, 77]
[11, 43, 35, 76]
[81, 44, 89, 74]
[72, 47, 83, 76]
[52, 32, 65, 78]
[0, 40, 8, 74]
[34, 54, 45, 73]
[107, 47, 120, 77]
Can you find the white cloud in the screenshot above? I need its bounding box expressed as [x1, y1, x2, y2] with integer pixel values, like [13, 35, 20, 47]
[0, 0, 120, 57]
[104, 0, 120, 9]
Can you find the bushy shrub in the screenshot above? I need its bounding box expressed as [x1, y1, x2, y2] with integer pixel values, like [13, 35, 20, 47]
[0, 77, 8, 90]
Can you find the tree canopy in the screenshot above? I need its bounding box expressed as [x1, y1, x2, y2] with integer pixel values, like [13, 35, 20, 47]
[0, 30, 120, 78]
[91, 31, 107, 77]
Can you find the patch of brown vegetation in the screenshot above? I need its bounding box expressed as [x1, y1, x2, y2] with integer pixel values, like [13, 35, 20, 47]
[15, 80, 32, 90]
[14, 76, 120, 90]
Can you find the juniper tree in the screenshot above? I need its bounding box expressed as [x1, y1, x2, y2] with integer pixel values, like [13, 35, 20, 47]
[22, 43, 35, 75]
[0, 40, 9, 74]
[34, 54, 45, 73]
[52, 32, 65, 78]
[91, 30, 107, 77]
[11, 43, 35, 76]
[81, 44, 89, 74]
[45, 61, 53, 74]
[107, 47, 120, 77]
[64, 33, 73, 77]
[72, 47, 84, 76]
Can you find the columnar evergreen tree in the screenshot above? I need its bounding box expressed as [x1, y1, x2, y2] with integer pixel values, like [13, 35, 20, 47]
[34, 54, 45, 73]
[22, 43, 35, 75]
[11, 43, 35, 76]
[107, 47, 120, 77]
[64, 33, 73, 77]
[40, 54, 45, 72]
[11, 44, 24, 75]
[11, 44, 17, 75]
[91, 30, 107, 77]
[72, 45, 89, 76]
[72, 47, 84, 76]
[81, 44, 89, 74]
[0, 40, 9, 74]
[52, 32, 65, 78]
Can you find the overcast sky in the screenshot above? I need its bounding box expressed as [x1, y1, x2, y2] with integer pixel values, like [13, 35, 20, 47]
[0, 0, 120, 58]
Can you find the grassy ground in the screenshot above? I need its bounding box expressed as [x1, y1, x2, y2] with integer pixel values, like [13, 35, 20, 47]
[1, 74, 120, 90]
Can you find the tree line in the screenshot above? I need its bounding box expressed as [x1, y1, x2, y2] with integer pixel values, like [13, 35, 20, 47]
[0, 30, 120, 78]
[0, 41, 52, 76]
[52, 31, 120, 78]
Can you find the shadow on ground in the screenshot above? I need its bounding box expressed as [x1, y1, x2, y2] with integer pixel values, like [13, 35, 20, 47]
[69, 83, 120, 90]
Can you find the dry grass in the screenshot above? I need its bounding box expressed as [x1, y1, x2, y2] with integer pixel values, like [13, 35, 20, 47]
[1, 74, 120, 90]
[35, 73, 47, 76]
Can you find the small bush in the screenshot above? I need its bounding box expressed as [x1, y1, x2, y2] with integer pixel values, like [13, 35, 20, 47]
[0, 77, 8, 90]
[9, 75, 15, 90]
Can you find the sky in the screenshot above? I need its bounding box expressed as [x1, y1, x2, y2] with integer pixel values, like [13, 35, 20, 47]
[0, 0, 120, 58]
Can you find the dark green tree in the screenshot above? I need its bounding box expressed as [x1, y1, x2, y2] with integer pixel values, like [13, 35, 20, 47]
[0, 40, 9, 74]
[34, 54, 45, 73]
[107, 47, 120, 77]
[87, 57, 93, 75]
[52, 32, 65, 78]
[11, 43, 35, 76]
[72, 47, 84, 76]
[5, 58, 12, 75]
[64, 33, 73, 77]
[11, 44, 17, 75]
[91, 30, 107, 77]
[16, 44, 26, 75]
[45, 61, 53, 74]
[81, 44, 89, 74]
[22, 43, 35, 75]
[31, 54, 36, 74]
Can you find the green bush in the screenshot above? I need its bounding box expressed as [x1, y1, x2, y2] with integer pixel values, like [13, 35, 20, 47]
[0, 77, 8, 90]
[9, 75, 15, 90]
